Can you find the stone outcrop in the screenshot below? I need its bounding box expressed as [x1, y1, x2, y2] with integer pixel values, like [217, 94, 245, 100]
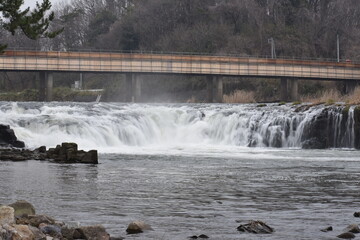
[47, 143, 98, 164]
[0, 124, 25, 148]
[0, 143, 98, 164]
[299, 105, 360, 149]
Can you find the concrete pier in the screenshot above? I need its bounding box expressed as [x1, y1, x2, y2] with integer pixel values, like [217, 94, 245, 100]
[125, 73, 133, 102]
[39, 72, 53, 102]
[134, 75, 142, 102]
[280, 78, 288, 101]
[216, 77, 223, 103]
[289, 79, 299, 101]
[343, 80, 357, 94]
[207, 76, 214, 103]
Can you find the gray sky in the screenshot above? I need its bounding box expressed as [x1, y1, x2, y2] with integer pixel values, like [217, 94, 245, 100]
[24, 0, 63, 9]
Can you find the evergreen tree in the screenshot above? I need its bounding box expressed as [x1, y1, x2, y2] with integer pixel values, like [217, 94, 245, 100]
[0, 0, 62, 52]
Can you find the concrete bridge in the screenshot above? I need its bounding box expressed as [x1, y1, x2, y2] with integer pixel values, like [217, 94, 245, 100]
[0, 50, 359, 102]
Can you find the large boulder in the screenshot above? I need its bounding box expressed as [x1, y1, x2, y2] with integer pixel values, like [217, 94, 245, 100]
[13, 225, 35, 240]
[47, 143, 98, 164]
[237, 220, 274, 234]
[9, 200, 36, 217]
[0, 206, 15, 226]
[126, 221, 153, 234]
[0, 124, 25, 148]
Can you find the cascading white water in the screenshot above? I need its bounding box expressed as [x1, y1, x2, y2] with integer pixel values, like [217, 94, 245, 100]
[0, 102, 356, 153]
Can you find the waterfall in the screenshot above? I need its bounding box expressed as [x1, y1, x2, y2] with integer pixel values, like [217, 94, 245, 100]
[0, 102, 357, 153]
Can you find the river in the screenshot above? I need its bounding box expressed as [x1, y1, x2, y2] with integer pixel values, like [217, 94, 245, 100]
[0, 102, 359, 239]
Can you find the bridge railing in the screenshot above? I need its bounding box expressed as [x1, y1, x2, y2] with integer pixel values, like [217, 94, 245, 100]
[3, 47, 359, 64]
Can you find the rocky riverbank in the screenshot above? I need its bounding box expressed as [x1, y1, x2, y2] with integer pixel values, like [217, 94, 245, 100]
[0, 200, 122, 240]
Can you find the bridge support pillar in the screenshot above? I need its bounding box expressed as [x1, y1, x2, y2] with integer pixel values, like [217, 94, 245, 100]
[39, 72, 53, 102]
[343, 80, 357, 94]
[215, 77, 223, 103]
[39, 72, 46, 101]
[280, 78, 288, 101]
[206, 76, 214, 103]
[46, 72, 53, 102]
[132, 74, 142, 102]
[289, 79, 298, 102]
[125, 74, 133, 102]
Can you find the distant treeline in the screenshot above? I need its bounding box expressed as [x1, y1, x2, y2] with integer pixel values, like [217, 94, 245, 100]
[1, 0, 359, 102]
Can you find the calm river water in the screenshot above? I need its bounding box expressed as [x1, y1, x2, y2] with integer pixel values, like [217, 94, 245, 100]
[1, 149, 359, 240]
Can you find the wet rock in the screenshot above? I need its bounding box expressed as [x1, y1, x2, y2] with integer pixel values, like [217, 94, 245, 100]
[237, 220, 274, 234]
[9, 200, 36, 217]
[16, 214, 55, 227]
[321, 226, 333, 232]
[198, 234, 209, 238]
[76, 225, 110, 240]
[337, 232, 356, 239]
[344, 224, 360, 233]
[126, 221, 153, 234]
[0, 124, 25, 148]
[61, 226, 76, 239]
[29, 225, 46, 239]
[47, 142, 98, 164]
[110, 237, 125, 240]
[354, 212, 360, 218]
[13, 224, 35, 240]
[0, 206, 15, 225]
[39, 224, 62, 237]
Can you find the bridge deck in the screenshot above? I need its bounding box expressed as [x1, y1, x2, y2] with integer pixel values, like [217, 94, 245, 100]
[0, 50, 359, 80]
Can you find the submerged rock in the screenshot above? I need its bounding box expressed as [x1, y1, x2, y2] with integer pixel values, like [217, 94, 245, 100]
[321, 226, 333, 232]
[337, 232, 356, 239]
[237, 220, 274, 234]
[126, 221, 153, 234]
[344, 224, 360, 233]
[354, 212, 360, 218]
[75, 225, 110, 240]
[9, 200, 36, 217]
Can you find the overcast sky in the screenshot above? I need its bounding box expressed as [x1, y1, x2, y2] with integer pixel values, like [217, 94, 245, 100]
[24, 0, 63, 9]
